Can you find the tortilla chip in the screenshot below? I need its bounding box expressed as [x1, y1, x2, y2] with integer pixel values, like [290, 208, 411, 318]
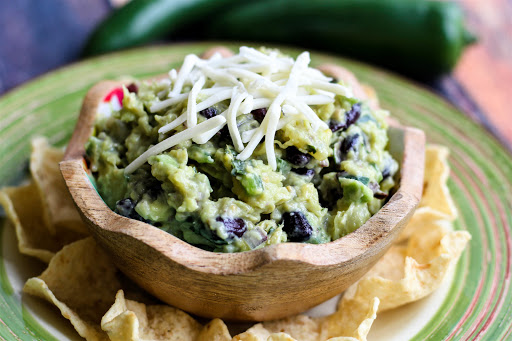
[233, 323, 273, 341]
[24, 278, 108, 341]
[234, 316, 325, 341]
[397, 207, 447, 243]
[341, 222, 470, 313]
[23, 237, 121, 340]
[267, 333, 297, 341]
[142, 305, 202, 340]
[325, 297, 379, 341]
[406, 220, 452, 264]
[262, 315, 329, 341]
[101, 289, 203, 341]
[197, 319, 232, 341]
[357, 245, 407, 282]
[398, 145, 458, 242]
[30, 137, 88, 234]
[419, 145, 457, 220]
[101, 290, 141, 341]
[234, 297, 377, 341]
[0, 182, 80, 262]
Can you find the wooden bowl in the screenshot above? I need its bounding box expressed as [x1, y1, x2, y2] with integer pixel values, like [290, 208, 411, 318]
[60, 72, 425, 322]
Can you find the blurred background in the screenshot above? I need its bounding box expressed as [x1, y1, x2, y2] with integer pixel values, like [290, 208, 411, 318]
[0, 0, 510, 151]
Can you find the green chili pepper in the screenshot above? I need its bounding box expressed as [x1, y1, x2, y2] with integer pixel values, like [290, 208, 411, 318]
[206, 0, 477, 77]
[82, 0, 245, 56]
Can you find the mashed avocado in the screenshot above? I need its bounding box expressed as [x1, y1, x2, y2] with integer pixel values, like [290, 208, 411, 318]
[85, 48, 398, 253]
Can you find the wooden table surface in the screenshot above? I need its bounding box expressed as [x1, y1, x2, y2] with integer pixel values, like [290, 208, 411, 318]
[0, 0, 510, 153]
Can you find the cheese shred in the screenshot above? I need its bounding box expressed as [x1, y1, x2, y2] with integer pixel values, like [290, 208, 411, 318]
[124, 47, 353, 174]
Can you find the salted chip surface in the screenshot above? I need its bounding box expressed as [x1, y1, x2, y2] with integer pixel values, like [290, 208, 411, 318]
[23, 237, 121, 341]
[397, 206, 448, 243]
[101, 290, 204, 341]
[325, 297, 379, 341]
[233, 323, 274, 341]
[197, 318, 232, 341]
[341, 221, 470, 312]
[237, 315, 327, 341]
[267, 333, 298, 341]
[24, 278, 108, 341]
[233, 297, 378, 341]
[0, 182, 81, 263]
[361, 245, 407, 281]
[419, 145, 457, 220]
[30, 137, 89, 234]
[398, 145, 457, 242]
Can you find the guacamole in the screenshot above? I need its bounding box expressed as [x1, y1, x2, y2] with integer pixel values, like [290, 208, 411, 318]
[85, 47, 398, 253]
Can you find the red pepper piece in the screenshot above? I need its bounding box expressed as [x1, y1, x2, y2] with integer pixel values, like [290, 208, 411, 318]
[104, 87, 124, 103]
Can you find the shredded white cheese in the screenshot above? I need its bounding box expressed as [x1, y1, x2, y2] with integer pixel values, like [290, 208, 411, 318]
[168, 54, 198, 98]
[125, 115, 226, 174]
[227, 87, 248, 152]
[186, 75, 205, 129]
[124, 47, 353, 174]
[239, 95, 254, 114]
[195, 89, 233, 113]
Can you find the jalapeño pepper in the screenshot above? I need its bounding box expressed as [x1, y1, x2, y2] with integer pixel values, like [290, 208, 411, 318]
[207, 0, 476, 77]
[82, 0, 244, 56]
[83, 0, 476, 77]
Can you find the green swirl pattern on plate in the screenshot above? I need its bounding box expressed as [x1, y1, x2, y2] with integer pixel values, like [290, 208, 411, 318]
[0, 43, 511, 340]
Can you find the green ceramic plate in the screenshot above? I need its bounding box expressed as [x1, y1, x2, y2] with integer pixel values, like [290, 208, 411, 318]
[1, 43, 511, 341]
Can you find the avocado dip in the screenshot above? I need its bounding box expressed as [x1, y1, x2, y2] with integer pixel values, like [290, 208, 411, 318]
[85, 47, 398, 253]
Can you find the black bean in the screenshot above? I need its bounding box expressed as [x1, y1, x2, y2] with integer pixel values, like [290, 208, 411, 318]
[286, 146, 312, 167]
[251, 108, 267, 123]
[116, 198, 135, 217]
[345, 103, 361, 128]
[115, 198, 150, 223]
[282, 211, 313, 242]
[216, 124, 230, 140]
[329, 103, 362, 132]
[127, 83, 138, 94]
[338, 134, 360, 161]
[382, 167, 391, 179]
[216, 217, 247, 238]
[199, 107, 218, 119]
[329, 120, 345, 132]
[132, 213, 150, 223]
[292, 168, 315, 177]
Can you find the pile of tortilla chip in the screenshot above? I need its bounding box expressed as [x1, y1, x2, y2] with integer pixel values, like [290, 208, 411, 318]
[0, 138, 470, 341]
